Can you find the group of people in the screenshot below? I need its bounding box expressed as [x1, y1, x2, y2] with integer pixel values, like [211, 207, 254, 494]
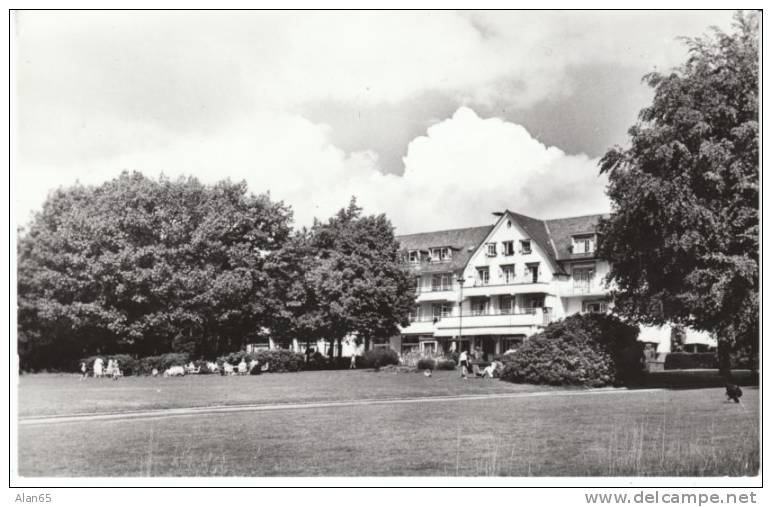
[457, 350, 500, 379]
[80, 357, 121, 380]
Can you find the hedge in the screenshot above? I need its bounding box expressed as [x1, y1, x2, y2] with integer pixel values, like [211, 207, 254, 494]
[664, 352, 718, 370]
[499, 313, 644, 387]
[416, 358, 457, 370]
[361, 348, 400, 368]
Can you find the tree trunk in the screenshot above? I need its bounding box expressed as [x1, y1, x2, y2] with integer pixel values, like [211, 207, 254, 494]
[717, 340, 732, 380]
[364, 335, 370, 352]
[327, 338, 335, 358]
[336, 337, 343, 359]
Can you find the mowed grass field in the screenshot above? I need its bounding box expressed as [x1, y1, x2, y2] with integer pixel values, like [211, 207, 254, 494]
[17, 370, 759, 477]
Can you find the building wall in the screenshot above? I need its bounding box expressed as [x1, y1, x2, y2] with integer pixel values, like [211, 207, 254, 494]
[397, 214, 714, 354]
[461, 216, 557, 288]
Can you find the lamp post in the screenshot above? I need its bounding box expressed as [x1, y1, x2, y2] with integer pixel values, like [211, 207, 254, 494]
[456, 275, 465, 352]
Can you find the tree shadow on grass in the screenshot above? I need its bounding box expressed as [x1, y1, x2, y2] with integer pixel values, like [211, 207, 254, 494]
[625, 369, 758, 390]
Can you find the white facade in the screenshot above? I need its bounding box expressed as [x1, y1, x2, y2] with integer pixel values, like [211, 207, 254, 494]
[396, 210, 711, 359]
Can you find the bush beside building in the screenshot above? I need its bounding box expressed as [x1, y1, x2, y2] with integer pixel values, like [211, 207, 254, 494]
[499, 314, 644, 387]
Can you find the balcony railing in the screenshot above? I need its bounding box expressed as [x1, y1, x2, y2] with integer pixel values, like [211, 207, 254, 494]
[435, 307, 553, 329]
[472, 276, 541, 287]
[560, 278, 607, 296]
[408, 315, 446, 323]
[462, 307, 542, 318]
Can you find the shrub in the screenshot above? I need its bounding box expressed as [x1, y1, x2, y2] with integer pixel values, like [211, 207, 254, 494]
[250, 349, 305, 373]
[416, 358, 435, 370]
[436, 358, 457, 370]
[729, 343, 758, 371]
[499, 313, 643, 387]
[361, 348, 399, 368]
[304, 351, 330, 370]
[415, 357, 456, 370]
[664, 352, 718, 370]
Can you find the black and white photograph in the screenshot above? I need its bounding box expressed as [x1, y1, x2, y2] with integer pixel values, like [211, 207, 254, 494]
[9, 6, 761, 494]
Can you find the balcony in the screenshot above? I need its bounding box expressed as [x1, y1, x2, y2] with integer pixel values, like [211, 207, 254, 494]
[559, 278, 608, 297]
[435, 307, 553, 332]
[400, 315, 443, 334]
[415, 285, 457, 302]
[462, 279, 552, 297]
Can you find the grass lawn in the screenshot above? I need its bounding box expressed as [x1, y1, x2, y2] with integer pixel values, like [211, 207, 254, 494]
[16, 370, 759, 477]
[17, 369, 555, 418]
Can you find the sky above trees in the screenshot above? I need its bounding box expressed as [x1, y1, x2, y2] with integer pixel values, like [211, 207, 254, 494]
[14, 10, 735, 233]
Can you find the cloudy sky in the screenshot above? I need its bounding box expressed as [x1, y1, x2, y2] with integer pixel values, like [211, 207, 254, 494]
[13, 10, 735, 233]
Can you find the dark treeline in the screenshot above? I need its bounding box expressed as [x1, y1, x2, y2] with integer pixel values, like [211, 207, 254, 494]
[17, 172, 415, 371]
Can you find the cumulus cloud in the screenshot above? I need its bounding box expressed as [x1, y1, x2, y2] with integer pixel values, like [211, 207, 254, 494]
[13, 11, 733, 232]
[16, 106, 609, 234]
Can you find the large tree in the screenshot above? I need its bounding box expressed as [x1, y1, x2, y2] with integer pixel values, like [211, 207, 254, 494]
[17, 172, 292, 370]
[598, 12, 759, 375]
[271, 198, 415, 357]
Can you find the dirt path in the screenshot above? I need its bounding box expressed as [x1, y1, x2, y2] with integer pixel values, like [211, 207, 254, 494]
[18, 387, 665, 426]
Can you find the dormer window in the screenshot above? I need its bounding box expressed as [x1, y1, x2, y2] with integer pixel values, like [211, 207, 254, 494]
[408, 250, 420, 264]
[572, 234, 596, 254]
[486, 243, 497, 257]
[430, 247, 452, 262]
[502, 240, 515, 256]
[520, 240, 532, 255]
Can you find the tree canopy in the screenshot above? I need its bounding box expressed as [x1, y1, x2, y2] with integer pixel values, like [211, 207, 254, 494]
[17, 172, 292, 369]
[265, 198, 415, 355]
[598, 12, 759, 369]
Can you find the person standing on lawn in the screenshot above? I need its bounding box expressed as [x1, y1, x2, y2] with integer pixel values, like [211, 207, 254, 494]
[458, 349, 468, 379]
[80, 361, 87, 380]
[350, 349, 357, 369]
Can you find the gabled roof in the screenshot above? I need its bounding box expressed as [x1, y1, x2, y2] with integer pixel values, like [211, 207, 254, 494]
[397, 225, 493, 274]
[506, 210, 559, 267]
[397, 212, 609, 276]
[545, 213, 609, 261]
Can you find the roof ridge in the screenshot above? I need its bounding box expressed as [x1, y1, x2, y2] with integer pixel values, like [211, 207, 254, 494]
[544, 212, 608, 222]
[542, 219, 560, 260]
[396, 224, 493, 238]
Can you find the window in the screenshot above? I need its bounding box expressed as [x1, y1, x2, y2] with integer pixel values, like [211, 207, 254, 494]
[414, 276, 421, 293]
[430, 247, 452, 262]
[476, 267, 490, 286]
[432, 303, 452, 319]
[583, 301, 608, 314]
[499, 295, 515, 314]
[431, 273, 453, 291]
[409, 305, 421, 322]
[401, 335, 419, 353]
[501, 264, 516, 283]
[471, 297, 489, 316]
[408, 250, 420, 264]
[486, 242, 497, 256]
[525, 295, 544, 309]
[502, 240, 514, 256]
[520, 240, 532, 254]
[421, 341, 437, 355]
[572, 234, 595, 254]
[526, 262, 539, 283]
[573, 266, 595, 292]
